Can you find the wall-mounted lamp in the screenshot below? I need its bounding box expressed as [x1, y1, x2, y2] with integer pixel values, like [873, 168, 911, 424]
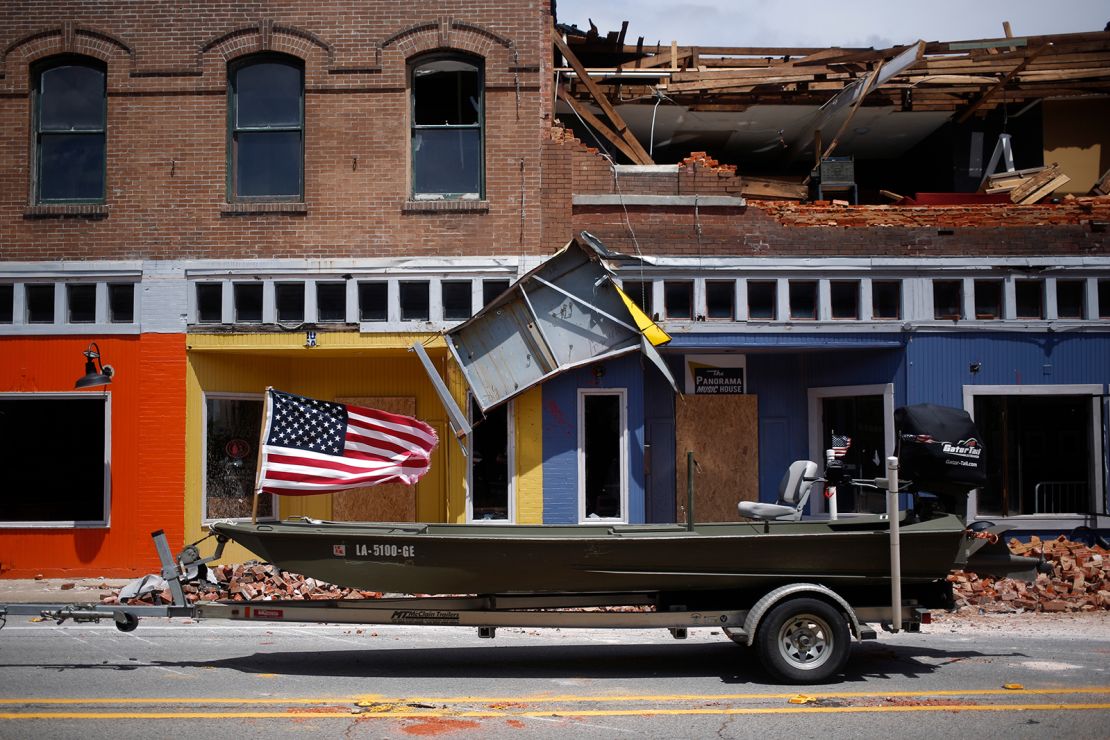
[75, 342, 114, 389]
[969, 361, 982, 374]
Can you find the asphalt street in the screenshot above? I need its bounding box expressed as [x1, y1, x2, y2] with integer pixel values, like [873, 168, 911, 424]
[0, 614, 1107, 738]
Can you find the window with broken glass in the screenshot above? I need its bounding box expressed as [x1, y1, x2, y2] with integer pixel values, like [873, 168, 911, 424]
[33, 57, 106, 203]
[204, 395, 271, 521]
[410, 55, 483, 199]
[228, 54, 304, 201]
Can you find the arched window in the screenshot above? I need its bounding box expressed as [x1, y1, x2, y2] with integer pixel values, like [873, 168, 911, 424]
[33, 57, 107, 203]
[410, 55, 483, 200]
[228, 55, 304, 200]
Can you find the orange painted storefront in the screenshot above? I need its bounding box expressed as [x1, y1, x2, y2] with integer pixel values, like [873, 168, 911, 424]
[0, 334, 186, 578]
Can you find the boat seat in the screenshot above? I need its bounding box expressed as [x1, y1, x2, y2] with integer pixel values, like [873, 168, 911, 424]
[738, 460, 819, 522]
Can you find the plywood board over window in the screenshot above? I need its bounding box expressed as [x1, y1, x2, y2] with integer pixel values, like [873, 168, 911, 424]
[332, 397, 417, 522]
[675, 395, 759, 522]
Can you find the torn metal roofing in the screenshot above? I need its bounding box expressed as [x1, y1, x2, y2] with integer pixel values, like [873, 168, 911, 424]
[441, 233, 676, 413]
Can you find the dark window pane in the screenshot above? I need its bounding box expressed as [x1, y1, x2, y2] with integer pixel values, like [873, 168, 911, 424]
[108, 283, 134, 323]
[748, 281, 776, 320]
[358, 281, 388, 322]
[235, 131, 301, 197]
[1099, 280, 1110, 319]
[664, 281, 692, 319]
[1056, 280, 1084, 319]
[205, 397, 270, 520]
[974, 280, 1002, 319]
[39, 64, 105, 130]
[0, 284, 12, 323]
[872, 281, 901, 319]
[234, 282, 263, 323]
[482, 279, 509, 307]
[622, 280, 653, 317]
[442, 281, 472, 320]
[412, 128, 481, 196]
[275, 283, 304, 323]
[67, 284, 96, 323]
[38, 134, 104, 201]
[583, 394, 621, 519]
[0, 397, 106, 522]
[316, 282, 346, 322]
[413, 60, 480, 126]
[26, 284, 54, 323]
[1016, 280, 1043, 319]
[706, 281, 734, 319]
[400, 281, 429, 321]
[197, 283, 222, 323]
[235, 62, 302, 128]
[789, 281, 817, 320]
[933, 280, 962, 319]
[830, 281, 859, 320]
[470, 398, 509, 521]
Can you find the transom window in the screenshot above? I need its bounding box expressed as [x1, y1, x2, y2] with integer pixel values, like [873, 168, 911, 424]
[664, 281, 693, 319]
[789, 280, 817, 320]
[228, 55, 304, 200]
[410, 55, 483, 199]
[974, 280, 1003, 320]
[33, 57, 106, 203]
[830, 281, 859, 320]
[933, 280, 963, 320]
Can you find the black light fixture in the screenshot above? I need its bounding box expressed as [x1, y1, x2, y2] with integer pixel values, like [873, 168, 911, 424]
[75, 342, 114, 389]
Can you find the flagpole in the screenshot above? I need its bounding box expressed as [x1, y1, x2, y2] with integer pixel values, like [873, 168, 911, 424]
[251, 387, 272, 525]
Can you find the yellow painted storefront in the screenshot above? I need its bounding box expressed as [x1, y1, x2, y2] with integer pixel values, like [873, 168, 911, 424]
[184, 332, 543, 564]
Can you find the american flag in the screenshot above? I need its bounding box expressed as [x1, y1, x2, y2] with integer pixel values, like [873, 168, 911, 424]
[257, 389, 438, 495]
[830, 432, 852, 458]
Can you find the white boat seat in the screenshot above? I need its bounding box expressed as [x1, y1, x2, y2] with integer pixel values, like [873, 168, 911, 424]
[738, 460, 819, 522]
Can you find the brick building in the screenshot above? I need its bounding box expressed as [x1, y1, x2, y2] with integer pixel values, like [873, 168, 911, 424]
[1, 3, 1108, 577]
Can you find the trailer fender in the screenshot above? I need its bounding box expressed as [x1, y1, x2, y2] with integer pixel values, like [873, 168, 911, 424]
[742, 583, 862, 647]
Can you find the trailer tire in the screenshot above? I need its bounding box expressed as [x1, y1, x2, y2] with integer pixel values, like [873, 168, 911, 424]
[754, 597, 849, 684]
[114, 613, 139, 633]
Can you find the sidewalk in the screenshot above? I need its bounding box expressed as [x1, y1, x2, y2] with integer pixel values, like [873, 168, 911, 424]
[0, 578, 130, 604]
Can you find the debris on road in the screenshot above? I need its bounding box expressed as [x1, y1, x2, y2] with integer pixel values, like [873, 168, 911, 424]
[950, 535, 1108, 613]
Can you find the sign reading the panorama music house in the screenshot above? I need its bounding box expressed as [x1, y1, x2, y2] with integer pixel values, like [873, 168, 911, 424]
[692, 367, 745, 395]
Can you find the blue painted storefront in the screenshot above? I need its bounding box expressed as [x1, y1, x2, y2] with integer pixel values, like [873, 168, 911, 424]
[535, 331, 1109, 527]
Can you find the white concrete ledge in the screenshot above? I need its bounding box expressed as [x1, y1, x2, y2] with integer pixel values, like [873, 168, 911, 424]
[573, 194, 746, 207]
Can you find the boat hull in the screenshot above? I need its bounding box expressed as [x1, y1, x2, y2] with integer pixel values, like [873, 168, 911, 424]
[211, 514, 974, 596]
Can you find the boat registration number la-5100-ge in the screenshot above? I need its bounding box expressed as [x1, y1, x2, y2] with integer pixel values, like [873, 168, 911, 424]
[333, 543, 416, 559]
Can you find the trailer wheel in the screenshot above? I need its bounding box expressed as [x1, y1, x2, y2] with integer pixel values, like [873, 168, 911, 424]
[754, 597, 849, 684]
[114, 613, 139, 633]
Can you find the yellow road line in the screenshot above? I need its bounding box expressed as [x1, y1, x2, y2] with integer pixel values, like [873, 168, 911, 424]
[2, 703, 1110, 720]
[2, 687, 1109, 705]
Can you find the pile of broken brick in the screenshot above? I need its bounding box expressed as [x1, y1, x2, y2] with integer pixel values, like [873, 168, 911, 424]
[949, 535, 1109, 614]
[102, 536, 1108, 613]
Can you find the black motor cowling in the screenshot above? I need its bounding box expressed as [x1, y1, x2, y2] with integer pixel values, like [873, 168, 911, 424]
[895, 404, 986, 495]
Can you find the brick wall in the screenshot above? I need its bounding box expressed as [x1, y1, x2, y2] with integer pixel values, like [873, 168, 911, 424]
[0, 1, 552, 261]
[542, 125, 1110, 258]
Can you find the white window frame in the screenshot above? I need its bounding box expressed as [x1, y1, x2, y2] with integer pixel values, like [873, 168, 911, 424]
[577, 388, 629, 524]
[806, 383, 895, 516]
[201, 391, 276, 524]
[0, 391, 111, 528]
[465, 398, 516, 524]
[962, 384, 1105, 523]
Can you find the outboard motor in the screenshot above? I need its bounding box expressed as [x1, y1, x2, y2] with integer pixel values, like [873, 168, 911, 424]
[894, 404, 987, 500]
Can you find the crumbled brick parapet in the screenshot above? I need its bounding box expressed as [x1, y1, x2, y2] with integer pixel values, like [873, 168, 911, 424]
[756, 195, 1110, 229]
[950, 535, 1108, 614]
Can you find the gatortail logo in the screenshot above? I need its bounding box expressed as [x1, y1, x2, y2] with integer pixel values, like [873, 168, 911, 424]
[942, 438, 983, 459]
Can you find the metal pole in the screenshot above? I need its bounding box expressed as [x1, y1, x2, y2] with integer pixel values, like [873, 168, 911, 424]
[825, 448, 838, 520]
[886, 455, 902, 632]
[686, 451, 695, 532]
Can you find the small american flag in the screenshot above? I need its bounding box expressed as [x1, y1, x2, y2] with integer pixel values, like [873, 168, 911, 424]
[257, 389, 438, 495]
[830, 432, 852, 458]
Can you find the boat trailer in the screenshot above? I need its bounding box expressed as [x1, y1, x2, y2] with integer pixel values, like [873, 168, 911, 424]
[1, 539, 927, 685]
